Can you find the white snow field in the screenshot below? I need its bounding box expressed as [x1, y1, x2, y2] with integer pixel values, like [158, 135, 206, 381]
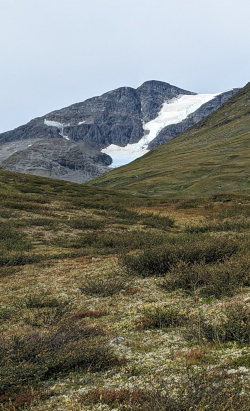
[44, 119, 70, 140]
[102, 93, 220, 168]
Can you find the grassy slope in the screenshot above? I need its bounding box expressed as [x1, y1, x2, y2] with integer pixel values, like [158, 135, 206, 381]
[0, 169, 249, 410]
[89, 83, 250, 198]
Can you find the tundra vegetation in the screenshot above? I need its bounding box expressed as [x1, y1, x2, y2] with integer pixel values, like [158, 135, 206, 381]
[0, 170, 249, 410]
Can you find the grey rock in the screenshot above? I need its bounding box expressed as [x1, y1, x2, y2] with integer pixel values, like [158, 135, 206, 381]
[0, 81, 195, 150]
[2, 139, 111, 183]
[137, 80, 195, 122]
[110, 336, 125, 344]
[0, 81, 240, 183]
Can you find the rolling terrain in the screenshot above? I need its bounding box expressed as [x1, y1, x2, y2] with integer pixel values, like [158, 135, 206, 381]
[0, 169, 249, 410]
[90, 83, 250, 198]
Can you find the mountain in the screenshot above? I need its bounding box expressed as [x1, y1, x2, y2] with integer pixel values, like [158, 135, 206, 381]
[0, 81, 238, 182]
[90, 83, 250, 198]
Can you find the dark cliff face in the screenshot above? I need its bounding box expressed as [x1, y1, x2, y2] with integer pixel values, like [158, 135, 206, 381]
[137, 80, 195, 122]
[47, 87, 144, 147]
[0, 81, 240, 183]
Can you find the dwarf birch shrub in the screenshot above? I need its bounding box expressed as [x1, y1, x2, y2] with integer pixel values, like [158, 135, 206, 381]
[120, 236, 240, 277]
[0, 323, 120, 398]
[80, 272, 129, 297]
[140, 306, 187, 329]
[185, 303, 249, 344]
[81, 367, 249, 411]
[160, 254, 250, 297]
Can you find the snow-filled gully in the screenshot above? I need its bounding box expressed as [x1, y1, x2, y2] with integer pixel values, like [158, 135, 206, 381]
[102, 93, 220, 168]
[44, 120, 70, 140]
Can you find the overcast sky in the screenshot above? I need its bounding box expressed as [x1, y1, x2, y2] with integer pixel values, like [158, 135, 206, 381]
[0, 0, 250, 132]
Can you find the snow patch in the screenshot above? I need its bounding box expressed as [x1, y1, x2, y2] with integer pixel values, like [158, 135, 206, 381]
[78, 120, 86, 125]
[143, 93, 220, 144]
[44, 119, 70, 140]
[102, 93, 221, 168]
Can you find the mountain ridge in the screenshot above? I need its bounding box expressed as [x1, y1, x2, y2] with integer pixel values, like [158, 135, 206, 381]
[0, 81, 238, 182]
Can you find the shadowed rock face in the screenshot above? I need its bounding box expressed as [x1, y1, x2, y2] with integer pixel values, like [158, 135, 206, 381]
[137, 80, 195, 122]
[0, 81, 239, 182]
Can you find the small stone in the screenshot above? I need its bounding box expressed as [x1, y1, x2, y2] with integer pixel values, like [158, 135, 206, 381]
[110, 336, 125, 344]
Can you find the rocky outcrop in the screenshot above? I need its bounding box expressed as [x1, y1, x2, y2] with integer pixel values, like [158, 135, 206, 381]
[137, 80, 194, 122]
[2, 139, 111, 183]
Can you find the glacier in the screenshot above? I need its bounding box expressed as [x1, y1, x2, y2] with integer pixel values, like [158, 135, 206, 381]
[102, 93, 220, 168]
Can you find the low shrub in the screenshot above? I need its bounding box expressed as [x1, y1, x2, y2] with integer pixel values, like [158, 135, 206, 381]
[185, 303, 249, 344]
[0, 266, 21, 278]
[176, 367, 250, 411]
[113, 209, 174, 229]
[22, 293, 67, 309]
[0, 209, 16, 218]
[0, 223, 32, 252]
[0, 323, 120, 398]
[120, 236, 239, 277]
[23, 306, 69, 327]
[67, 217, 104, 230]
[81, 367, 249, 411]
[0, 307, 14, 322]
[136, 306, 187, 329]
[160, 254, 250, 297]
[72, 310, 107, 319]
[114, 208, 141, 224]
[141, 213, 175, 230]
[27, 217, 57, 229]
[186, 218, 250, 233]
[0, 388, 49, 411]
[61, 230, 167, 254]
[81, 387, 151, 409]
[229, 354, 250, 368]
[176, 199, 201, 209]
[1, 200, 47, 213]
[0, 223, 41, 268]
[0, 253, 43, 267]
[79, 273, 128, 297]
[217, 204, 250, 218]
[20, 293, 70, 327]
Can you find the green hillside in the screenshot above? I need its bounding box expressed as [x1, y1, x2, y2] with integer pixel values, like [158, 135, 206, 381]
[90, 83, 250, 198]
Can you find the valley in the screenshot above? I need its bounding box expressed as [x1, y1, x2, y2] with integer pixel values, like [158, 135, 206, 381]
[1, 1, 249, 410]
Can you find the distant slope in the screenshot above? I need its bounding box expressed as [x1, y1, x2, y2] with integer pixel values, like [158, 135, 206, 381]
[89, 83, 250, 198]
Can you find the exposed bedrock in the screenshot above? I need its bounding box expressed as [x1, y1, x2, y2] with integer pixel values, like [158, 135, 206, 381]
[0, 81, 239, 182]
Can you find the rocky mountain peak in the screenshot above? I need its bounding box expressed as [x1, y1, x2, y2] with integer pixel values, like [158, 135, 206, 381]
[0, 80, 239, 183]
[137, 80, 195, 122]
